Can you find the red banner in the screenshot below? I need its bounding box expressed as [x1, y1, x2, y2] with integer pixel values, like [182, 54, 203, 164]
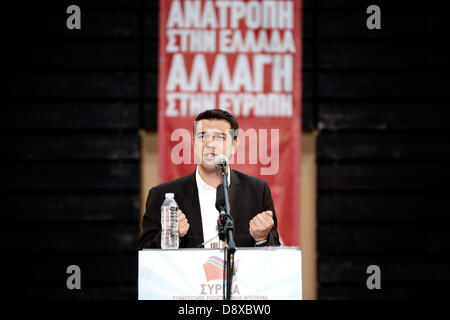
[158, 0, 302, 245]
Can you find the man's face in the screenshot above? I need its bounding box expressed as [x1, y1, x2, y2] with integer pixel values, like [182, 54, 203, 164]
[193, 119, 238, 172]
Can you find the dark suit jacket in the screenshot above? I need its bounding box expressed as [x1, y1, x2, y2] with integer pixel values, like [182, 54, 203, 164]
[139, 169, 281, 249]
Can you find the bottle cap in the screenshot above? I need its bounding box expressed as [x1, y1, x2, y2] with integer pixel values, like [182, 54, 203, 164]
[165, 193, 174, 199]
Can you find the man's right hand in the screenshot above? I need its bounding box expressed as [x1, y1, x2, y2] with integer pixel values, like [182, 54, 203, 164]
[178, 210, 190, 238]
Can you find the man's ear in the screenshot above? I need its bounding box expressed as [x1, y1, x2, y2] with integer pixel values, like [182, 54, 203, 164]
[232, 136, 240, 156]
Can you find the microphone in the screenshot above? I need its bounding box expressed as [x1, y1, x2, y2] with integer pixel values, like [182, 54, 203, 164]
[215, 155, 228, 169]
[215, 184, 226, 240]
[215, 184, 226, 212]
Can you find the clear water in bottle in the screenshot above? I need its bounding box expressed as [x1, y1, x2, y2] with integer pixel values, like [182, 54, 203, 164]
[161, 193, 179, 249]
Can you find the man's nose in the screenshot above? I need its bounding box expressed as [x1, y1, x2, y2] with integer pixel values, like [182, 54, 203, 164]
[205, 138, 216, 148]
[206, 140, 220, 154]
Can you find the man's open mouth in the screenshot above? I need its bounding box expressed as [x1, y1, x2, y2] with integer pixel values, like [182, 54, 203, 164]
[203, 152, 216, 161]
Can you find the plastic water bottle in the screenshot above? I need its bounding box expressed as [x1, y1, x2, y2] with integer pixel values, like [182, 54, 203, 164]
[161, 193, 179, 249]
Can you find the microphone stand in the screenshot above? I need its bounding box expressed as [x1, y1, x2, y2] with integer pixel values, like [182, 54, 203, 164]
[218, 165, 236, 301]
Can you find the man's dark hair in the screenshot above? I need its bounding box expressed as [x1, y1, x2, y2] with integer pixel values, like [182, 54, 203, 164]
[193, 109, 239, 140]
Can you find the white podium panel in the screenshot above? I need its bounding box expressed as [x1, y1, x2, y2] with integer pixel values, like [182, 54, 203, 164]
[139, 247, 302, 300]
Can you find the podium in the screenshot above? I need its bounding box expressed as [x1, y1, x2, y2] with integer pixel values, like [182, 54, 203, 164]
[139, 247, 302, 300]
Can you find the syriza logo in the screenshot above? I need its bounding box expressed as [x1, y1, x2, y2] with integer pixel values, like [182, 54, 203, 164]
[200, 256, 240, 297]
[202, 256, 238, 281]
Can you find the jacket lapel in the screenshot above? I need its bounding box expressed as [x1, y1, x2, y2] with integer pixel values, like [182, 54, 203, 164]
[228, 169, 242, 234]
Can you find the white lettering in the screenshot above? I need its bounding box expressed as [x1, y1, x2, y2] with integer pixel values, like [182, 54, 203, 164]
[167, 0, 184, 27]
[167, 1, 295, 29]
[219, 93, 293, 117]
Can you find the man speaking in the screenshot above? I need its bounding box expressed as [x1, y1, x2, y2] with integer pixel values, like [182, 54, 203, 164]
[139, 109, 281, 249]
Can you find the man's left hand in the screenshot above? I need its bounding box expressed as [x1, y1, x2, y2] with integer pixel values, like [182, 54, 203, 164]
[249, 210, 274, 242]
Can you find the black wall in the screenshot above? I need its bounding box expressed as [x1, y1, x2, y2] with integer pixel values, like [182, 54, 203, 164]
[1, 0, 449, 299]
[314, 0, 450, 299]
[2, 1, 143, 299]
